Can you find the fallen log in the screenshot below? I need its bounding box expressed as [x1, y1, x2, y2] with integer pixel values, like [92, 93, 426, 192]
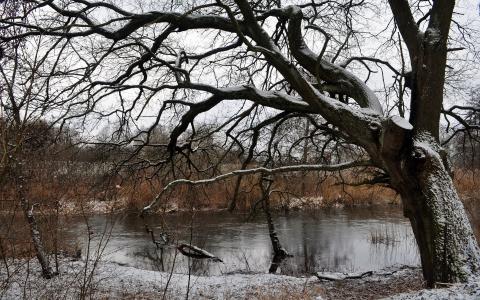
[315, 270, 373, 281]
[177, 244, 223, 262]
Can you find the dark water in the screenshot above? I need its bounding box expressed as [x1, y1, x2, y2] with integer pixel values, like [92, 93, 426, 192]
[67, 207, 419, 276]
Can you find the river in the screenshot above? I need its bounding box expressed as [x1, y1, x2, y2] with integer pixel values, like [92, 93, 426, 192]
[67, 206, 419, 276]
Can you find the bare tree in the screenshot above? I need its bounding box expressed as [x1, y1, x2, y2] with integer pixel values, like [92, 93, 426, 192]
[0, 0, 89, 279]
[0, 0, 57, 278]
[2, 0, 480, 287]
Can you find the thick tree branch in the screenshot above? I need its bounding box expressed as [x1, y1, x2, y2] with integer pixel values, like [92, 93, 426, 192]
[143, 160, 372, 212]
[428, 0, 455, 40]
[387, 0, 420, 57]
[268, 6, 383, 114]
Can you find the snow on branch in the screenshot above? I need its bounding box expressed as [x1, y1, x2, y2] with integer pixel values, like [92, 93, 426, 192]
[143, 160, 372, 212]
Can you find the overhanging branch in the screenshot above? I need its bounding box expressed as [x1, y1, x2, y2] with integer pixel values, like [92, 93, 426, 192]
[143, 160, 372, 212]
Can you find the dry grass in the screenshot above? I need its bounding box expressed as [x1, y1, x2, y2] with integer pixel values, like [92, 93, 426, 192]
[454, 169, 480, 240]
[114, 168, 398, 212]
[5, 165, 479, 214]
[270, 173, 398, 208]
[0, 162, 478, 212]
[247, 284, 325, 300]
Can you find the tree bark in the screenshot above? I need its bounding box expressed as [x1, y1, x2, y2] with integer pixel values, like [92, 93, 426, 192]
[12, 159, 55, 279]
[389, 134, 480, 287]
[260, 177, 291, 273]
[383, 1, 479, 285]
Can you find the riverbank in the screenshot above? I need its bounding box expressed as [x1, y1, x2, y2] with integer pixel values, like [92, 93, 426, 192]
[1, 257, 426, 299]
[55, 195, 400, 216]
[4, 258, 480, 299]
[3, 168, 478, 220]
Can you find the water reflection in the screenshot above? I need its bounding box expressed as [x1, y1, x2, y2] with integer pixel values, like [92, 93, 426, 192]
[66, 207, 419, 276]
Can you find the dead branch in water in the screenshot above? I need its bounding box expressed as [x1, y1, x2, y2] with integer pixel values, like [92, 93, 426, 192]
[177, 244, 223, 262]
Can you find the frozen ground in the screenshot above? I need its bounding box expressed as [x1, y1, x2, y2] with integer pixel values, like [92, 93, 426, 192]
[0, 258, 312, 299]
[1, 258, 478, 299]
[387, 280, 480, 300]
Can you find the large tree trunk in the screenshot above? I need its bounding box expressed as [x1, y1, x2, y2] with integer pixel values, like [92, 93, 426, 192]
[389, 134, 480, 287]
[376, 3, 480, 280]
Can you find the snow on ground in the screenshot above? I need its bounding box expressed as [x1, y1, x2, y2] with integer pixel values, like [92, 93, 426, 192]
[2, 258, 479, 299]
[386, 280, 480, 300]
[0, 258, 312, 299]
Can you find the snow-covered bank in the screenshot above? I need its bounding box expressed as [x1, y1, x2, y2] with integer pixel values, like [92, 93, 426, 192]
[2, 258, 477, 299]
[387, 281, 480, 300]
[1, 258, 312, 299]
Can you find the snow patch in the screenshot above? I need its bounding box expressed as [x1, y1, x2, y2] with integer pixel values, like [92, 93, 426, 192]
[386, 279, 480, 300]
